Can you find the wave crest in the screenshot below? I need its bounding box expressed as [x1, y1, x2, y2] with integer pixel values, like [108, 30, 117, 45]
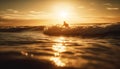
[43, 23, 120, 36]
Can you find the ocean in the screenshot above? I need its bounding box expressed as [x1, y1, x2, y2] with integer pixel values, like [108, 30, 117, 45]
[0, 23, 120, 69]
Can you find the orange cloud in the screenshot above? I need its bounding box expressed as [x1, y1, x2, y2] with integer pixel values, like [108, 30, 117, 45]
[107, 7, 119, 10]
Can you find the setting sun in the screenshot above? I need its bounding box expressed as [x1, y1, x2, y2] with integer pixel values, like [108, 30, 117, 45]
[59, 11, 68, 18]
[54, 9, 71, 23]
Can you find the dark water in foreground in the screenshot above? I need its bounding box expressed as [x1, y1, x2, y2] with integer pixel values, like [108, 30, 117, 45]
[0, 31, 120, 69]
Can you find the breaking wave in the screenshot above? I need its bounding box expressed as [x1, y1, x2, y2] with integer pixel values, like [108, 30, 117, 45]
[0, 23, 120, 37]
[44, 23, 120, 37]
[0, 26, 45, 32]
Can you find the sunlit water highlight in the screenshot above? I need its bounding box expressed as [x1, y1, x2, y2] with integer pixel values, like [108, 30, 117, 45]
[0, 31, 120, 69]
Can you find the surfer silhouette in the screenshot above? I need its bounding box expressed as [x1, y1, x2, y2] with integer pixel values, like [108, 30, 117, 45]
[63, 21, 69, 28]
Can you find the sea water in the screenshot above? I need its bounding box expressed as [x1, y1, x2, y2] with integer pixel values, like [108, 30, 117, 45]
[0, 30, 120, 69]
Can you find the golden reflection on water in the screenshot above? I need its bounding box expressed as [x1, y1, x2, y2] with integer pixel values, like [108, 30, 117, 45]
[52, 43, 66, 52]
[21, 51, 34, 57]
[54, 37, 65, 43]
[50, 37, 67, 67]
[50, 57, 65, 67]
[21, 51, 28, 56]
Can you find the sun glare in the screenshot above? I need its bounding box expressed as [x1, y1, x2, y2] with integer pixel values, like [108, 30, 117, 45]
[59, 11, 68, 18]
[57, 10, 70, 22]
[52, 4, 74, 23]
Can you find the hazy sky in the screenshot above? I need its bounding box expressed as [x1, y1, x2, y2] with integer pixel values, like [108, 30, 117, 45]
[0, 0, 120, 25]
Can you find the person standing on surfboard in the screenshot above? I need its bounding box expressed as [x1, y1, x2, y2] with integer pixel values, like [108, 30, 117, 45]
[63, 21, 69, 28]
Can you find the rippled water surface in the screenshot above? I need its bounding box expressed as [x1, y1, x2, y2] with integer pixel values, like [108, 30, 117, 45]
[0, 31, 120, 69]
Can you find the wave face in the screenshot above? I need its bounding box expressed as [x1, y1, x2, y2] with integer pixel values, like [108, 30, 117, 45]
[0, 26, 45, 32]
[43, 23, 120, 37]
[0, 23, 120, 37]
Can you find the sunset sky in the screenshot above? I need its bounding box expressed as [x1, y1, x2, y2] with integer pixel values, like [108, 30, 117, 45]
[0, 0, 120, 26]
